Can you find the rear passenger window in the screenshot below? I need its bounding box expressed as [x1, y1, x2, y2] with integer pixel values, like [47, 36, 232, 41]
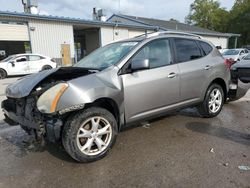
[174, 39, 202, 63]
[199, 41, 213, 55]
[29, 55, 42, 61]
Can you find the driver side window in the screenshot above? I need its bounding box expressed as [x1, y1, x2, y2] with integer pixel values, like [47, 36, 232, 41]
[132, 39, 172, 69]
[16, 56, 27, 62]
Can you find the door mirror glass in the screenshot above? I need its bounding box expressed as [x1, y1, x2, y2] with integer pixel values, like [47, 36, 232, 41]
[131, 59, 150, 71]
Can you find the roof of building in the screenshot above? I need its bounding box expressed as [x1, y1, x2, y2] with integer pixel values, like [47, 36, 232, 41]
[0, 11, 157, 30]
[108, 14, 240, 37]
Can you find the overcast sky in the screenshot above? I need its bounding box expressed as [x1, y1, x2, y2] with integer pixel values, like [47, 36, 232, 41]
[0, 0, 235, 22]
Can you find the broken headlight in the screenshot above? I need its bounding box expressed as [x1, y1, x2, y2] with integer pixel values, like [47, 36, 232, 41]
[37, 83, 68, 113]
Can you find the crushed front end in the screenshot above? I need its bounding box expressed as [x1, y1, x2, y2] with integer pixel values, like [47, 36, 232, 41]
[2, 93, 63, 143]
[1, 67, 93, 143]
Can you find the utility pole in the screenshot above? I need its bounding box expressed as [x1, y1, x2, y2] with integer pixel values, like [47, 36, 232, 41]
[118, 0, 121, 14]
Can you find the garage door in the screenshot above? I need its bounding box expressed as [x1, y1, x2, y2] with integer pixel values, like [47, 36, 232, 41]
[0, 22, 29, 41]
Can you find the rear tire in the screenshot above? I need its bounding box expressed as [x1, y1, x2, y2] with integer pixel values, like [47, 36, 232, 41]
[0, 69, 7, 79]
[42, 65, 52, 71]
[198, 83, 224, 118]
[62, 107, 118, 162]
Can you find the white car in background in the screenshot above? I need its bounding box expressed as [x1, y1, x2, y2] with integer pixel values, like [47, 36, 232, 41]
[0, 54, 57, 79]
[222, 48, 249, 62]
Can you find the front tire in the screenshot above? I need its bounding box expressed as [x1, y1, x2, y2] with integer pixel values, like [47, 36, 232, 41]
[198, 83, 224, 118]
[62, 107, 118, 162]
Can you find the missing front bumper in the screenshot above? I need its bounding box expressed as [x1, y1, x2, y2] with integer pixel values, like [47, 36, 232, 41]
[1, 99, 63, 142]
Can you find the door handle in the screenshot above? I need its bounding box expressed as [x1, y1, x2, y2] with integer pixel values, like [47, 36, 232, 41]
[168, 72, 177, 78]
[204, 65, 213, 70]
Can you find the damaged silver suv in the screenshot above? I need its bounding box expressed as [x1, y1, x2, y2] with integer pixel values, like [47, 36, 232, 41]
[2, 32, 230, 162]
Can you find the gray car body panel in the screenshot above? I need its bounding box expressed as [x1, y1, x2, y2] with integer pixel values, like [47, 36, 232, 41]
[4, 34, 231, 127]
[56, 66, 124, 112]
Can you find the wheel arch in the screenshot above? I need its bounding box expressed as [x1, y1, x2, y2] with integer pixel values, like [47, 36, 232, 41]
[86, 98, 121, 130]
[210, 78, 227, 101]
[0, 68, 7, 77]
[42, 65, 52, 70]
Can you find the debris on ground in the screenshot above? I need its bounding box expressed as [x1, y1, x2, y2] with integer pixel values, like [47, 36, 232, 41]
[238, 165, 250, 171]
[223, 163, 229, 167]
[142, 122, 151, 129]
[242, 153, 247, 158]
[209, 148, 215, 153]
[218, 162, 229, 167]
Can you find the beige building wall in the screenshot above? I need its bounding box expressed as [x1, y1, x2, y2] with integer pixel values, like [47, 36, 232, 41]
[202, 36, 229, 48]
[28, 20, 74, 59]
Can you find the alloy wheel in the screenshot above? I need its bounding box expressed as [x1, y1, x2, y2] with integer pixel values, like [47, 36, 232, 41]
[76, 116, 113, 156]
[208, 88, 222, 113]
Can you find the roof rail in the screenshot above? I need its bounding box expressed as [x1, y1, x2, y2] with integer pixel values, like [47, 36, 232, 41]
[144, 31, 203, 39]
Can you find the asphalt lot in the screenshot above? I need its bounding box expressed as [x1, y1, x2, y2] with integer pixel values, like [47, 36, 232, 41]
[0, 77, 250, 188]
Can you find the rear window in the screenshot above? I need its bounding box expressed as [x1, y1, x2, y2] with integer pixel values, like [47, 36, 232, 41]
[199, 41, 213, 55]
[174, 39, 202, 63]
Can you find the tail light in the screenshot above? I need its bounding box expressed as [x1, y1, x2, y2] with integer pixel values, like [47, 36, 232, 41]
[224, 58, 235, 69]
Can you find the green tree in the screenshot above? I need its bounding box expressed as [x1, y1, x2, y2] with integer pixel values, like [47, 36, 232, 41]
[228, 0, 250, 46]
[185, 0, 229, 32]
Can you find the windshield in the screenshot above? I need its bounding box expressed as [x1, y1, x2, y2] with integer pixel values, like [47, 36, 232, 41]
[74, 41, 138, 70]
[244, 54, 250, 60]
[223, 49, 240, 56]
[1, 55, 15, 62]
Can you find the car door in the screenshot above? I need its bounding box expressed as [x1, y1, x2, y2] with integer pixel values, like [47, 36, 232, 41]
[173, 38, 211, 102]
[7, 56, 29, 75]
[28, 55, 45, 73]
[121, 38, 180, 123]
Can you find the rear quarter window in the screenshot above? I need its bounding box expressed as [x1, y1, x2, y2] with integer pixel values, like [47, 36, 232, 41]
[174, 38, 202, 63]
[199, 41, 213, 55]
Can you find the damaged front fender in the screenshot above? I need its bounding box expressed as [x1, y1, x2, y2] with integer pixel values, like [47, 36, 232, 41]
[55, 66, 123, 114]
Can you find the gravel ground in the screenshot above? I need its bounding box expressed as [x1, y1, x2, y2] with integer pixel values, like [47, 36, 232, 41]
[0, 76, 250, 188]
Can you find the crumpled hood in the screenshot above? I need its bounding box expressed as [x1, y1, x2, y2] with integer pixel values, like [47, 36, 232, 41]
[6, 67, 92, 98]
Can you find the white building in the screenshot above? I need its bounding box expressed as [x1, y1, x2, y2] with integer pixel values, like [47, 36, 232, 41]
[108, 14, 240, 50]
[0, 11, 155, 65]
[0, 11, 240, 65]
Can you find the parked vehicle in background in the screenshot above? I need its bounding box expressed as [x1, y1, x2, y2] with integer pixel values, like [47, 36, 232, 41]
[0, 54, 57, 79]
[228, 53, 250, 101]
[219, 48, 228, 54]
[2, 31, 230, 162]
[242, 45, 250, 51]
[222, 48, 249, 62]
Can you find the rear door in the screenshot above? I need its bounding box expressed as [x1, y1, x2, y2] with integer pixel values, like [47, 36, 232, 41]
[173, 38, 212, 102]
[28, 55, 45, 73]
[121, 38, 180, 123]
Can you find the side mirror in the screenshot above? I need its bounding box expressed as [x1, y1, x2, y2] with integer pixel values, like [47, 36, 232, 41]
[131, 59, 150, 71]
[9, 61, 15, 67]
